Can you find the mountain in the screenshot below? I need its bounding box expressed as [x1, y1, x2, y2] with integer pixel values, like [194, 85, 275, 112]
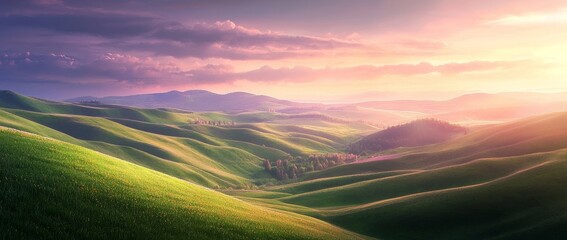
[0, 127, 364, 239]
[353, 92, 567, 125]
[356, 92, 567, 113]
[67, 90, 313, 113]
[66, 90, 567, 126]
[348, 119, 468, 154]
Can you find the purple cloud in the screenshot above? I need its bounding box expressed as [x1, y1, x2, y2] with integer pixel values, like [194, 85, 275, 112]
[187, 61, 525, 84]
[1, 7, 359, 60]
[0, 50, 527, 89]
[0, 51, 188, 84]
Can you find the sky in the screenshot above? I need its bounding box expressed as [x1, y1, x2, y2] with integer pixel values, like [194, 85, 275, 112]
[1, 0, 566, 102]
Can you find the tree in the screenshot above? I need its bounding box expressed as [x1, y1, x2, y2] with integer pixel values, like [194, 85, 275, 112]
[263, 160, 272, 172]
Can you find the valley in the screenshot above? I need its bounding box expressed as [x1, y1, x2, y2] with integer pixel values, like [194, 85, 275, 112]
[2, 90, 567, 239]
[2, 1, 566, 239]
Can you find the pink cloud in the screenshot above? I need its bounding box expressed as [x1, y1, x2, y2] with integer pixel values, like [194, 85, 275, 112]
[2, 9, 361, 60]
[0, 51, 188, 84]
[187, 60, 525, 84]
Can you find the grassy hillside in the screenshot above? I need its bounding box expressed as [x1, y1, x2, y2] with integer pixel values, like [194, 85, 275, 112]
[0, 127, 365, 240]
[0, 90, 190, 124]
[305, 111, 567, 180]
[349, 118, 467, 154]
[280, 151, 554, 208]
[7, 90, 567, 239]
[0, 91, 374, 188]
[230, 112, 567, 239]
[323, 150, 567, 240]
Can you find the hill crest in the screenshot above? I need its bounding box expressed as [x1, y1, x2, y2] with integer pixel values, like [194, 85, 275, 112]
[349, 118, 467, 154]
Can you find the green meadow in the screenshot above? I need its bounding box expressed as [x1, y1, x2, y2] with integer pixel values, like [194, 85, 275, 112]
[0, 127, 364, 239]
[2, 90, 567, 239]
[232, 111, 567, 239]
[0, 91, 376, 189]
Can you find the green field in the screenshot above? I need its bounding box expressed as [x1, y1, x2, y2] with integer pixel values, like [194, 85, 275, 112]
[3, 90, 567, 239]
[231, 111, 567, 239]
[0, 91, 376, 188]
[0, 127, 365, 239]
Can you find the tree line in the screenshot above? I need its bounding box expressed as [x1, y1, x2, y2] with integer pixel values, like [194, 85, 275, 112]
[191, 119, 236, 126]
[263, 153, 358, 180]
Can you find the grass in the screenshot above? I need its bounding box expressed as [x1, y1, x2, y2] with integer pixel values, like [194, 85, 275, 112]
[5, 90, 567, 239]
[279, 152, 555, 208]
[299, 111, 567, 181]
[0, 90, 190, 124]
[0, 91, 374, 188]
[228, 149, 567, 240]
[269, 171, 417, 195]
[322, 150, 567, 240]
[223, 111, 567, 239]
[0, 127, 365, 240]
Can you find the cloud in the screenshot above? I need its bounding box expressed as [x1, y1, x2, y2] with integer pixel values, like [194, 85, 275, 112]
[105, 19, 361, 59]
[1, 8, 359, 59]
[1, 10, 164, 38]
[187, 61, 523, 84]
[1, 50, 522, 88]
[0, 51, 188, 84]
[488, 8, 567, 25]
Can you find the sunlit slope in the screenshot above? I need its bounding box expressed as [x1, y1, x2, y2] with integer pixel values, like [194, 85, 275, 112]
[0, 109, 232, 187]
[0, 91, 373, 188]
[0, 90, 189, 124]
[3, 109, 259, 187]
[0, 127, 364, 240]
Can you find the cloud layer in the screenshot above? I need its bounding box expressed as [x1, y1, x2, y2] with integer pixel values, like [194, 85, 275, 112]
[0, 0, 565, 100]
[1, 51, 521, 87]
[1, 8, 358, 60]
[188, 61, 523, 84]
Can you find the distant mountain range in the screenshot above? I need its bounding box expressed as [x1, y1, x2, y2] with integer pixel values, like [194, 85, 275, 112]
[355, 92, 567, 113]
[56, 90, 567, 125]
[67, 90, 314, 113]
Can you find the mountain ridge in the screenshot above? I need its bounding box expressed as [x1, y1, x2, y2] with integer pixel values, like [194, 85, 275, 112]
[66, 90, 311, 113]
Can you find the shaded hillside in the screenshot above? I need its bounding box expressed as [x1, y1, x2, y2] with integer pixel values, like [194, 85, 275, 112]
[323, 150, 567, 240]
[67, 90, 317, 113]
[231, 112, 567, 239]
[349, 119, 467, 154]
[0, 127, 364, 240]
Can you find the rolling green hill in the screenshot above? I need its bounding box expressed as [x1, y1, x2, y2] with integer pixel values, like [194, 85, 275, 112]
[233, 111, 567, 239]
[303, 111, 567, 180]
[322, 150, 567, 240]
[0, 127, 364, 239]
[0, 91, 375, 188]
[4, 90, 567, 239]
